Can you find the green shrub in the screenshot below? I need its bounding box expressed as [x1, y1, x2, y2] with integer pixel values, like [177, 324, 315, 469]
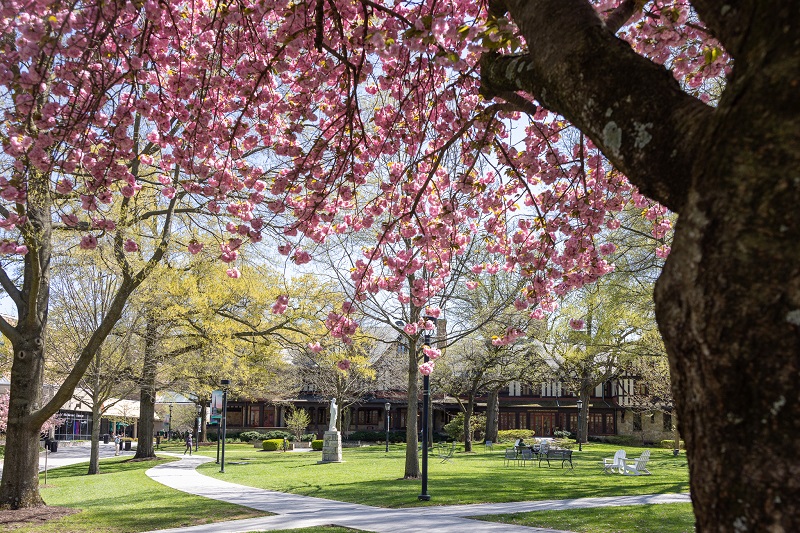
[311, 439, 324, 451]
[497, 429, 535, 442]
[0, 445, 5, 457]
[262, 430, 292, 441]
[605, 435, 642, 446]
[345, 430, 407, 443]
[262, 439, 284, 451]
[346, 430, 382, 441]
[301, 433, 317, 441]
[661, 439, 685, 449]
[240, 431, 265, 442]
[443, 412, 486, 442]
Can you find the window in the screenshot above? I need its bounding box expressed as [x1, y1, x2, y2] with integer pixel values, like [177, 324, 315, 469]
[633, 412, 642, 431]
[499, 412, 517, 430]
[357, 409, 379, 425]
[249, 405, 261, 426]
[663, 412, 673, 431]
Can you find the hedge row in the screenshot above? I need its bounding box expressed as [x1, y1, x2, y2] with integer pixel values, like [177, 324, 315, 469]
[262, 439, 286, 451]
[497, 429, 535, 442]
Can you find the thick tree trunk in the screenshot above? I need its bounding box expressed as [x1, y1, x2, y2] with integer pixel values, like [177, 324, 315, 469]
[0, 332, 47, 509]
[88, 402, 101, 475]
[134, 318, 158, 460]
[483, 3, 800, 527]
[485, 388, 499, 443]
[654, 29, 800, 531]
[404, 337, 420, 479]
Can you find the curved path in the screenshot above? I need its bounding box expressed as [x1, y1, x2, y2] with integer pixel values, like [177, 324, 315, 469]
[145, 454, 690, 533]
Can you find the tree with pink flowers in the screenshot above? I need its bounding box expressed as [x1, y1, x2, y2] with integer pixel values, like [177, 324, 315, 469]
[1, 0, 798, 528]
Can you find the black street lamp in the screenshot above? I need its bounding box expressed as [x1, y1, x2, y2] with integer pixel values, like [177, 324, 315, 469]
[576, 399, 583, 452]
[168, 404, 173, 441]
[419, 315, 436, 502]
[220, 379, 230, 473]
[384, 402, 391, 453]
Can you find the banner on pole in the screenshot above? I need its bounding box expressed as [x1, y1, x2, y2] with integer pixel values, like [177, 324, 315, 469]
[210, 390, 223, 424]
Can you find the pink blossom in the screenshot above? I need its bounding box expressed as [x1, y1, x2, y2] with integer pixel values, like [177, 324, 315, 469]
[419, 361, 435, 376]
[403, 323, 418, 335]
[569, 318, 585, 331]
[80, 234, 98, 250]
[599, 243, 617, 255]
[61, 214, 79, 227]
[656, 245, 671, 259]
[424, 306, 441, 318]
[337, 359, 351, 371]
[123, 239, 139, 252]
[530, 309, 545, 320]
[271, 294, 289, 314]
[423, 346, 441, 360]
[188, 241, 204, 254]
[293, 249, 311, 264]
[226, 267, 241, 278]
[308, 342, 322, 353]
[55, 179, 74, 194]
[466, 280, 478, 290]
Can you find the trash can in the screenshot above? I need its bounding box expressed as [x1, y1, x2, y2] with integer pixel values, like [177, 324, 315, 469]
[103, 434, 110, 444]
[50, 440, 58, 452]
[124, 440, 131, 451]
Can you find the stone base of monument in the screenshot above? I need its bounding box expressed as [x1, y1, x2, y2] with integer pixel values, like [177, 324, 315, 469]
[318, 430, 343, 463]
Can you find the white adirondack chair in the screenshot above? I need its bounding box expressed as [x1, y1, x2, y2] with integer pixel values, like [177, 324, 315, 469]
[622, 449, 652, 476]
[603, 449, 627, 473]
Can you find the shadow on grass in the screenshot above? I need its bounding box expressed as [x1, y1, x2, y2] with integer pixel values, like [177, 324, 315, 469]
[198, 443, 689, 510]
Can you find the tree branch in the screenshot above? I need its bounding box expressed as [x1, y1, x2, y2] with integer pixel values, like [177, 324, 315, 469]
[689, 1, 757, 59]
[0, 265, 23, 310]
[603, 0, 642, 33]
[482, 0, 714, 212]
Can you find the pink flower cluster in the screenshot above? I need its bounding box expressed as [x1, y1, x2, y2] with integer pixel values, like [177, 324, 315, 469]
[419, 361, 435, 376]
[271, 295, 289, 315]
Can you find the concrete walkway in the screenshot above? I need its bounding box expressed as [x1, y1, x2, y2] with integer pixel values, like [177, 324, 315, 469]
[0, 441, 135, 477]
[145, 454, 691, 533]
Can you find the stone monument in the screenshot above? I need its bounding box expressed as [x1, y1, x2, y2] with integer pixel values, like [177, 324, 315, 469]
[319, 397, 343, 463]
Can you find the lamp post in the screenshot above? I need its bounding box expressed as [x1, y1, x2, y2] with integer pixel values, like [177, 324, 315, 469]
[168, 404, 173, 441]
[384, 402, 391, 453]
[419, 315, 436, 502]
[576, 399, 583, 452]
[195, 403, 202, 452]
[220, 379, 230, 473]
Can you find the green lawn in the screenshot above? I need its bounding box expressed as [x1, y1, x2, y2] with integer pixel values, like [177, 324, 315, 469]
[478, 503, 696, 533]
[196, 442, 689, 508]
[12, 456, 266, 533]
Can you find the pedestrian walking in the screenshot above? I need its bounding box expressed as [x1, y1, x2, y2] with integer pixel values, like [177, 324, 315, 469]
[113, 433, 121, 456]
[184, 430, 193, 455]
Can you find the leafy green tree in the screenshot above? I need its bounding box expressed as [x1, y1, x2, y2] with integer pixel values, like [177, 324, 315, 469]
[285, 408, 311, 441]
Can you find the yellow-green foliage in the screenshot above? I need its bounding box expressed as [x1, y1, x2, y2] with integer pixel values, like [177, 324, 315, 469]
[498, 429, 535, 442]
[661, 439, 684, 449]
[262, 439, 284, 451]
[311, 439, 324, 450]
